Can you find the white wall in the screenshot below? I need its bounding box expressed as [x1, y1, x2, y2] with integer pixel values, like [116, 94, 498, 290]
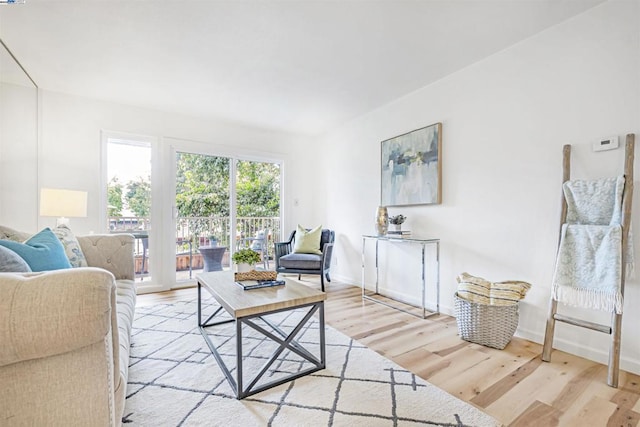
[0, 82, 38, 231]
[37, 90, 320, 237]
[1, 21, 39, 231]
[320, 0, 640, 373]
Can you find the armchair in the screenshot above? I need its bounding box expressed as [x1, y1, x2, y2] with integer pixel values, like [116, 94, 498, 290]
[274, 228, 334, 291]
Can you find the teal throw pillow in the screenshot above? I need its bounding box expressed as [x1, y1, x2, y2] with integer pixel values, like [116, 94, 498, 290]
[293, 224, 323, 255]
[0, 228, 72, 272]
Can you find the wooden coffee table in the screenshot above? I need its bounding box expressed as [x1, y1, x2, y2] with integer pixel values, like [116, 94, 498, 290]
[196, 271, 326, 399]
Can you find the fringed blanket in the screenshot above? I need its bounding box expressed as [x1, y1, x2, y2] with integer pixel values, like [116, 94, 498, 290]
[552, 176, 628, 314]
[563, 176, 624, 226]
[553, 224, 623, 313]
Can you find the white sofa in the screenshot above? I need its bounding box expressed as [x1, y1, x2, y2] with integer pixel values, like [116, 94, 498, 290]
[0, 233, 136, 426]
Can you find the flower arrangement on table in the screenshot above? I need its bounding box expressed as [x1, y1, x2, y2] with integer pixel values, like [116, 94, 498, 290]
[388, 214, 407, 233]
[389, 215, 406, 225]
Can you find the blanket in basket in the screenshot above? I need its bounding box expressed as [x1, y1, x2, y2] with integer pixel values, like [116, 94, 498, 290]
[552, 176, 632, 314]
[456, 273, 531, 306]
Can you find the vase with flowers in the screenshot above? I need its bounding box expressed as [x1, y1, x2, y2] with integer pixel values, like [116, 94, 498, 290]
[389, 214, 407, 232]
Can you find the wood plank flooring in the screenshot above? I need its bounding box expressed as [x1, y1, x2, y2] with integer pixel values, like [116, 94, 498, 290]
[136, 277, 640, 426]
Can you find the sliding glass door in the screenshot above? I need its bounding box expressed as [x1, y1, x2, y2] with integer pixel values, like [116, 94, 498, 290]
[174, 152, 232, 282]
[235, 160, 281, 269]
[173, 151, 282, 283]
[103, 136, 284, 289]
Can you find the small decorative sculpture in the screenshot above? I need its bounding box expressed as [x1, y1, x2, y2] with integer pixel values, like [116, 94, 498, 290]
[375, 206, 388, 235]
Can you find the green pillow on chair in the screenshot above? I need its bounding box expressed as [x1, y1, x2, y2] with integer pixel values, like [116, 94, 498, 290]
[293, 224, 322, 255]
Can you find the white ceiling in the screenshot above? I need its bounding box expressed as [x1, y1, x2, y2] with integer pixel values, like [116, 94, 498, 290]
[0, 0, 604, 136]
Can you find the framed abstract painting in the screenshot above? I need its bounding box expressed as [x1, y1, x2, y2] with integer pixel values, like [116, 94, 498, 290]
[381, 122, 442, 206]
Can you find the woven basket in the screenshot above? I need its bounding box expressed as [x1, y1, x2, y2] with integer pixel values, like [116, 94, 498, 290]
[454, 292, 519, 350]
[234, 270, 277, 281]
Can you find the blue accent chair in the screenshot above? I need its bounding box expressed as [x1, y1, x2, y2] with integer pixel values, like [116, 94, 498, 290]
[274, 228, 335, 291]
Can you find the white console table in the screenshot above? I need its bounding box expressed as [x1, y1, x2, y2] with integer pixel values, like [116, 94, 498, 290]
[361, 235, 440, 319]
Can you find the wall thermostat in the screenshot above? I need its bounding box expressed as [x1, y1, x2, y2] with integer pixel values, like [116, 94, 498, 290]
[592, 136, 619, 152]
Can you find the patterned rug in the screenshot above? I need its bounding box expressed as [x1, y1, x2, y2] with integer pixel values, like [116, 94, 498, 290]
[123, 298, 500, 426]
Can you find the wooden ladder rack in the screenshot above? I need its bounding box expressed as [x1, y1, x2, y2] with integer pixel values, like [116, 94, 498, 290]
[541, 133, 635, 388]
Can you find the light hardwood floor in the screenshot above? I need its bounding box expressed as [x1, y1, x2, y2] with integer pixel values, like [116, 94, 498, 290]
[136, 277, 640, 426]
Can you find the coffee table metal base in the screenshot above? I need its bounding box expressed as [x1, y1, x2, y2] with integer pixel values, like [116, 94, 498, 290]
[197, 282, 326, 399]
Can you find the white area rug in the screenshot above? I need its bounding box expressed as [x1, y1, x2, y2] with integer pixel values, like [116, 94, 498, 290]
[123, 298, 499, 426]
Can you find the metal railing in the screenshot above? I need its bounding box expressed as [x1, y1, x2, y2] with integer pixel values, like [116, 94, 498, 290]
[175, 216, 281, 257]
[109, 215, 281, 259]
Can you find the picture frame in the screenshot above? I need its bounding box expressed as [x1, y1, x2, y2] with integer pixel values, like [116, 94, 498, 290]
[381, 122, 442, 206]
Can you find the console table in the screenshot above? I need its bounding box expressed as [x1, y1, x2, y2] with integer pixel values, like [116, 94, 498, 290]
[361, 235, 440, 319]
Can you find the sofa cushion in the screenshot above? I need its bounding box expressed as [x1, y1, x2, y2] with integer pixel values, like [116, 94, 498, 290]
[279, 252, 322, 270]
[0, 246, 32, 272]
[52, 225, 88, 268]
[0, 228, 71, 272]
[0, 225, 32, 242]
[293, 224, 322, 255]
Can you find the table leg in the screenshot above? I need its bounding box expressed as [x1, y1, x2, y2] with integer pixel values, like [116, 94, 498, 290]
[236, 319, 243, 398]
[199, 300, 325, 399]
[197, 280, 201, 326]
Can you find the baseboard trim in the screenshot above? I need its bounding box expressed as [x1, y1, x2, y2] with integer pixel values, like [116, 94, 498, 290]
[332, 273, 453, 314]
[515, 326, 640, 375]
[332, 273, 640, 375]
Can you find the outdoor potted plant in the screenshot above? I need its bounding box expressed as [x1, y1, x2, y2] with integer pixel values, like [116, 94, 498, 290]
[232, 248, 261, 273]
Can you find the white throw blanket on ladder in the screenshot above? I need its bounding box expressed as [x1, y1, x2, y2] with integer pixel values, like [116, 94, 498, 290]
[552, 176, 632, 314]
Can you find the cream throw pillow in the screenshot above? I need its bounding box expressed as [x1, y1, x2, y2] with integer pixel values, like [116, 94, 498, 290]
[53, 225, 88, 268]
[293, 224, 323, 255]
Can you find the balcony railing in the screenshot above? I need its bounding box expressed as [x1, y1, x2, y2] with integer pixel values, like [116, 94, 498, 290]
[109, 216, 281, 278]
[175, 216, 281, 255]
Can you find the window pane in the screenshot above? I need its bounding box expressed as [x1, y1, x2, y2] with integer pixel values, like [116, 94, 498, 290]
[235, 160, 281, 270]
[175, 151, 231, 281]
[107, 139, 152, 283]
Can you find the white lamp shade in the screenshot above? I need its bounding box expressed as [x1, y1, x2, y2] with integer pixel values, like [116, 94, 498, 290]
[40, 188, 88, 218]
